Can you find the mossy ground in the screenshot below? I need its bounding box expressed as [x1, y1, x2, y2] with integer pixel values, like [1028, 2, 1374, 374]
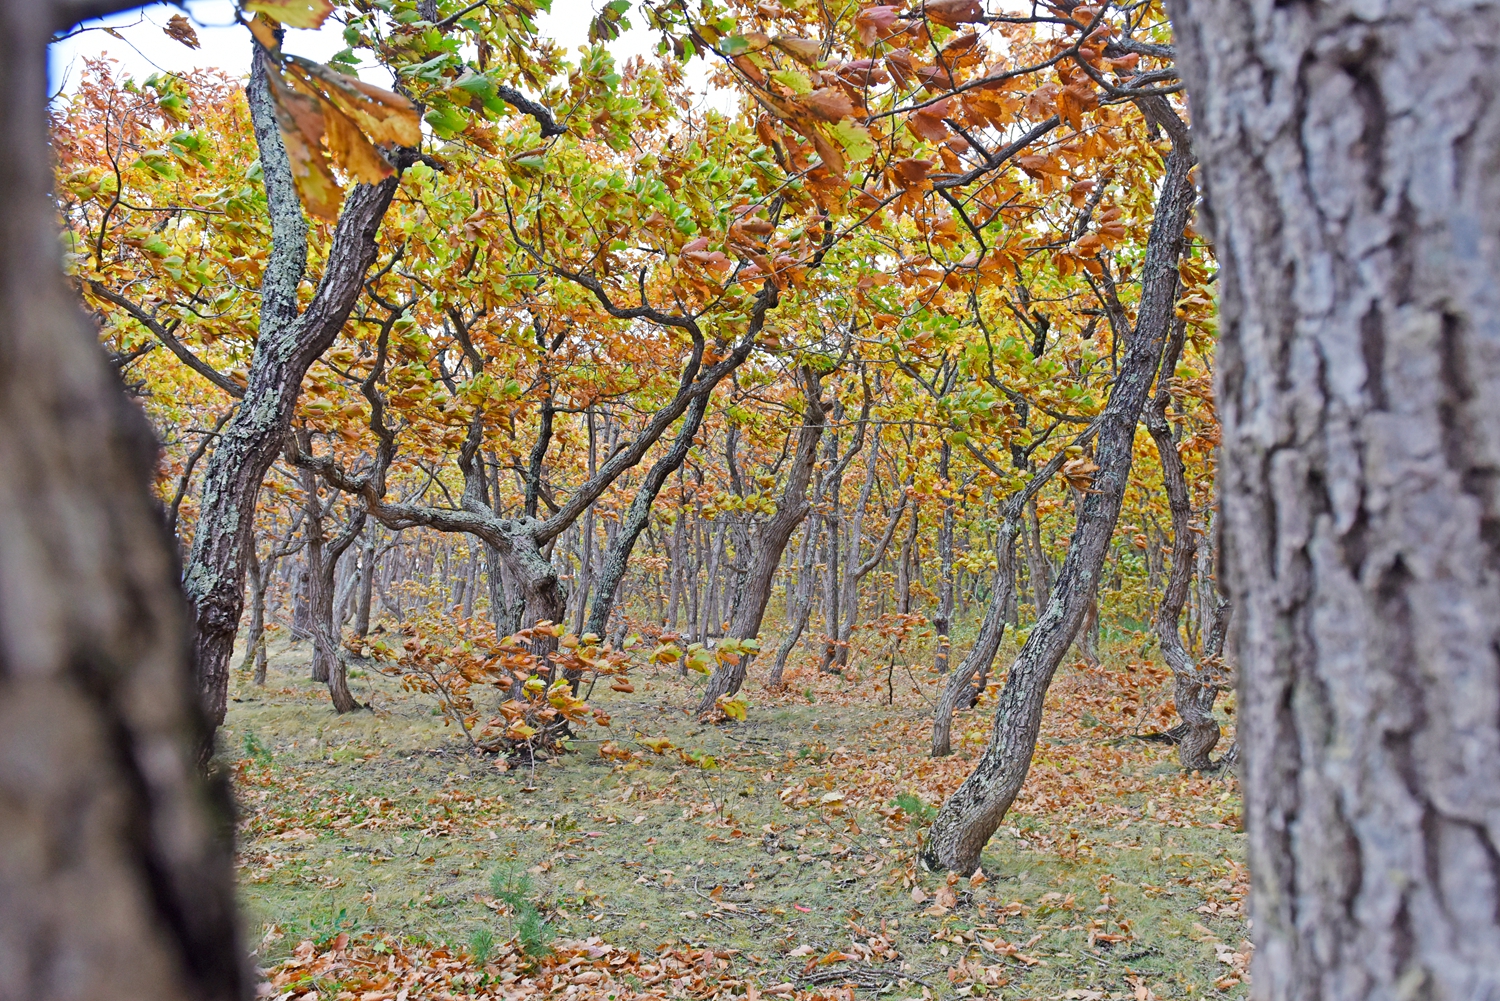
[228, 632, 1247, 999]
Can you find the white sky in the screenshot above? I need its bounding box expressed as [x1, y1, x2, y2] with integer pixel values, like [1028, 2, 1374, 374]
[50, 1, 669, 96]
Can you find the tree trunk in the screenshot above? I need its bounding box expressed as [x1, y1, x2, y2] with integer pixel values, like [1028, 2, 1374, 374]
[298, 462, 365, 713]
[1146, 320, 1231, 772]
[922, 137, 1194, 874]
[1170, 1, 1500, 991]
[0, 3, 246, 995]
[934, 443, 956, 673]
[586, 393, 711, 643]
[766, 516, 819, 691]
[699, 367, 826, 708]
[241, 540, 268, 685]
[932, 532, 1016, 757]
[185, 53, 405, 753]
[353, 529, 376, 638]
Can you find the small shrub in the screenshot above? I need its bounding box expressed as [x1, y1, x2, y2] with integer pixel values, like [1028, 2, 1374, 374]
[891, 792, 937, 823]
[467, 927, 495, 965]
[243, 731, 273, 764]
[489, 862, 554, 958]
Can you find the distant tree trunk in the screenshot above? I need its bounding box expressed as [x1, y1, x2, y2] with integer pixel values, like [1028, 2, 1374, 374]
[931, 539, 1015, 758]
[934, 442, 955, 673]
[0, 2, 246, 995]
[241, 540, 269, 685]
[298, 461, 365, 713]
[897, 498, 919, 614]
[1171, 1, 1500, 991]
[766, 516, 819, 691]
[585, 394, 710, 642]
[353, 530, 376, 638]
[699, 367, 825, 708]
[923, 133, 1194, 874]
[185, 52, 405, 754]
[1023, 495, 1051, 615]
[1146, 320, 1232, 771]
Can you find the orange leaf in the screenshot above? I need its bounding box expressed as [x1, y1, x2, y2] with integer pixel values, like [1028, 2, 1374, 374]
[164, 13, 200, 49]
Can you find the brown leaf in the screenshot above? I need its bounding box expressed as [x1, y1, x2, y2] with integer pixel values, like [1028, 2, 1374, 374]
[892, 158, 933, 187]
[164, 13, 200, 49]
[263, 61, 342, 218]
[772, 36, 824, 66]
[801, 87, 857, 122]
[322, 99, 396, 185]
[242, 0, 335, 30]
[854, 5, 902, 47]
[810, 129, 846, 174]
[287, 58, 422, 148]
[924, 0, 986, 29]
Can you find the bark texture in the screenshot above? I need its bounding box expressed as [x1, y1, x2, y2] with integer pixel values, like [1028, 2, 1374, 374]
[185, 53, 404, 751]
[0, 2, 246, 997]
[922, 138, 1194, 874]
[1170, 1, 1500, 994]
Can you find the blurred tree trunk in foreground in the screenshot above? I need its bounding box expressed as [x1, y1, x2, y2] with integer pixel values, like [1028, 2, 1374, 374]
[0, 3, 246, 999]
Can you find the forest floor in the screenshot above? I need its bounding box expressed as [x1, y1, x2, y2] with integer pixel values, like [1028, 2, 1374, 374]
[224, 630, 1249, 1001]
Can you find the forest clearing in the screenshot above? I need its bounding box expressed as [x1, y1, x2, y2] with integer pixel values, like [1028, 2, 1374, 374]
[8, 0, 1499, 998]
[232, 631, 1247, 1000]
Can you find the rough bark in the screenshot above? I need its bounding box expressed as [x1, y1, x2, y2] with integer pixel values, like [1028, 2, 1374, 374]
[922, 137, 1194, 874]
[1145, 320, 1230, 772]
[698, 367, 826, 708]
[0, 2, 246, 996]
[185, 52, 405, 752]
[1170, 1, 1500, 993]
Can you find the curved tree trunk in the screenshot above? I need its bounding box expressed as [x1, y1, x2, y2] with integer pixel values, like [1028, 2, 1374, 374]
[1171, 1, 1500, 992]
[699, 367, 826, 709]
[1145, 320, 1231, 772]
[0, 3, 246, 996]
[922, 137, 1194, 874]
[583, 393, 712, 660]
[931, 537, 1015, 757]
[186, 53, 404, 753]
[766, 516, 819, 691]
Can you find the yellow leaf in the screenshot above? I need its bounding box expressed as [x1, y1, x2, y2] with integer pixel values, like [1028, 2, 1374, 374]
[640, 737, 674, 754]
[772, 36, 823, 66]
[717, 695, 748, 721]
[241, 0, 335, 30]
[321, 98, 395, 185]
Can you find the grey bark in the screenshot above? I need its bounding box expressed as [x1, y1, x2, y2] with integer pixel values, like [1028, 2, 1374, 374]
[931, 452, 1068, 757]
[1145, 320, 1231, 772]
[0, 2, 246, 996]
[698, 366, 826, 708]
[296, 459, 365, 713]
[922, 132, 1194, 874]
[1169, 0, 1500, 993]
[185, 51, 407, 754]
[934, 442, 956, 673]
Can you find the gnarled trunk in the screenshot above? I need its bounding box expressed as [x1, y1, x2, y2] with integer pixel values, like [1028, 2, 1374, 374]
[922, 138, 1194, 875]
[1, 3, 245, 995]
[1170, 1, 1500, 992]
[186, 53, 403, 752]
